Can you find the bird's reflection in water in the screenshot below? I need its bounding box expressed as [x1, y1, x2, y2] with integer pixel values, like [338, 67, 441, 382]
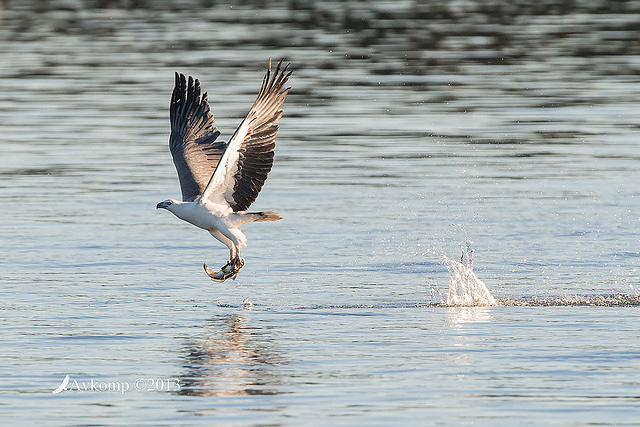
[178, 314, 285, 397]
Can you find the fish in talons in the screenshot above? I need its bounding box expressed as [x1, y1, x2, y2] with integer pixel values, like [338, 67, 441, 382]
[204, 258, 245, 282]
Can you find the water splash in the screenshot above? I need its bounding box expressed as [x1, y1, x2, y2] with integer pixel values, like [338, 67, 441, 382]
[442, 242, 496, 307]
[242, 298, 255, 309]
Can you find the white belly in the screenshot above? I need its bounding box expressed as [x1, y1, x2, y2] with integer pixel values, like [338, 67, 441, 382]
[173, 201, 232, 232]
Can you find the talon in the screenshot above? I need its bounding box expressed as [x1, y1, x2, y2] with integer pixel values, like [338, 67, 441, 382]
[221, 261, 235, 274]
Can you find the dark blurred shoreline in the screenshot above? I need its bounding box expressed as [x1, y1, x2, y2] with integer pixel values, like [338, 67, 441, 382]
[3, 0, 640, 81]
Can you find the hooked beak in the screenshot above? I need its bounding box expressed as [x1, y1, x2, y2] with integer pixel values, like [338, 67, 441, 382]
[156, 202, 166, 209]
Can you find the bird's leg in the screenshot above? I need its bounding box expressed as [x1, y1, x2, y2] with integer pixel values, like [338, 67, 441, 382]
[228, 256, 244, 280]
[220, 246, 237, 270]
[203, 230, 247, 282]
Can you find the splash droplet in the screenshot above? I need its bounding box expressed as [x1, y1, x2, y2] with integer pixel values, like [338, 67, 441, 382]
[443, 242, 496, 306]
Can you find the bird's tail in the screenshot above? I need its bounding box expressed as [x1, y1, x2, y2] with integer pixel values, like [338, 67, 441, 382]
[245, 211, 283, 222]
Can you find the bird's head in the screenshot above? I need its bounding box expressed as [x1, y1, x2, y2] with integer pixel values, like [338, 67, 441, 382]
[156, 199, 179, 211]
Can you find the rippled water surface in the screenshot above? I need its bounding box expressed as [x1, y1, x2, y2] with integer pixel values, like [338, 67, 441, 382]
[2, 1, 640, 424]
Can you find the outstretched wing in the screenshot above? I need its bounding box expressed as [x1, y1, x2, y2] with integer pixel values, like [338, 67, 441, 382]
[169, 72, 226, 202]
[200, 59, 292, 212]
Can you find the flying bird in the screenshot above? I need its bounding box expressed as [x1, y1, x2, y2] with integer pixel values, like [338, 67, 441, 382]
[157, 59, 291, 281]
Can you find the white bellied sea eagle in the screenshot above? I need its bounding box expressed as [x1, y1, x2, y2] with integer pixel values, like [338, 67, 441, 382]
[156, 59, 292, 281]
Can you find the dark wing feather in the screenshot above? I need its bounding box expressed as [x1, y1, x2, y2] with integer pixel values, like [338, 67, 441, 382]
[169, 72, 226, 202]
[229, 59, 292, 211]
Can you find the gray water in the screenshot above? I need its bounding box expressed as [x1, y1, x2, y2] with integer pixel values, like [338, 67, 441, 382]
[2, 1, 640, 424]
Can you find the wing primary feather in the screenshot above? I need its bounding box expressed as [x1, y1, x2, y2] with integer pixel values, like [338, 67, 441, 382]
[168, 72, 226, 202]
[199, 58, 292, 212]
